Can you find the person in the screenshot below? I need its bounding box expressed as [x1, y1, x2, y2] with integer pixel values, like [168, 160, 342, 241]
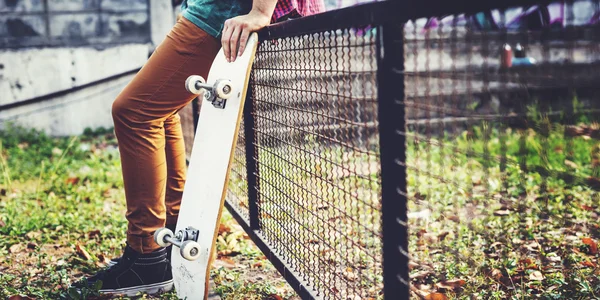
[72, 0, 324, 296]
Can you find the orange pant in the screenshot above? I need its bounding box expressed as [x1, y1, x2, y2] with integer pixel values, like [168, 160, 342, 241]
[112, 17, 221, 253]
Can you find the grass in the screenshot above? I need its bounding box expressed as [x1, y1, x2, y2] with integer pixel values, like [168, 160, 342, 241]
[2, 105, 599, 299]
[0, 124, 297, 299]
[406, 115, 600, 299]
[224, 107, 600, 299]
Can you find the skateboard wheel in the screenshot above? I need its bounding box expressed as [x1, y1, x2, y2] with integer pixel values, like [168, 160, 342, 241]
[154, 227, 174, 248]
[180, 240, 201, 261]
[185, 75, 206, 95]
[215, 79, 233, 99]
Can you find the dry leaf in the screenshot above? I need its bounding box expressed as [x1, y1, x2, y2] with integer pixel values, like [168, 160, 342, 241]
[524, 241, 540, 252]
[565, 160, 578, 169]
[529, 271, 544, 281]
[438, 231, 450, 241]
[0, 219, 5, 227]
[411, 270, 434, 280]
[8, 295, 34, 300]
[88, 230, 101, 239]
[27, 242, 37, 250]
[520, 258, 538, 269]
[581, 261, 597, 268]
[76, 244, 92, 260]
[471, 174, 482, 185]
[490, 268, 503, 280]
[447, 215, 460, 222]
[580, 204, 594, 211]
[425, 292, 448, 300]
[582, 237, 598, 255]
[65, 177, 80, 185]
[267, 295, 283, 300]
[494, 209, 511, 216]
[218, 223, 232, 235]
[436, 279, 466, 290]
[9, 244, 22, 254]
[25, 231, 41, 240]
[213, 257, 236, 269]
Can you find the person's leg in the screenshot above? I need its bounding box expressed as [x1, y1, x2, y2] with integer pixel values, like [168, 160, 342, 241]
[112, 18, 220, 254]
[164, 112, 186, 227]
[106, 112, 185, 267]
[73, 17, 220, 296]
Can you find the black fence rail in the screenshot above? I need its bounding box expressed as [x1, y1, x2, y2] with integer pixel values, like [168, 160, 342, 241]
[217, 0, 600, 299]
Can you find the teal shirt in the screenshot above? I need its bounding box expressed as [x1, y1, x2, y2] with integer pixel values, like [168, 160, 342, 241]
[181, 0, 252, 39]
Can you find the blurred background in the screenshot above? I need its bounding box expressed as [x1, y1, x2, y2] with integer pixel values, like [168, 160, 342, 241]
[0, 0, 373, 138]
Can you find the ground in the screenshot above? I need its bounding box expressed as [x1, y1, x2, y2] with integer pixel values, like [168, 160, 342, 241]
[0, 125, 298, 300]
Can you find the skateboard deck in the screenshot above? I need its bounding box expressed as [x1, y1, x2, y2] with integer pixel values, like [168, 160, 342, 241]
[154, 32, 258, 299]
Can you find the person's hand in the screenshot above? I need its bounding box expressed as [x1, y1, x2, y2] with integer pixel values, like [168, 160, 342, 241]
[221, 11, 271, 62]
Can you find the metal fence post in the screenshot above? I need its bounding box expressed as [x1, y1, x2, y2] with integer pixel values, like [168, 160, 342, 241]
[376, 20, 410, 299]
[243, 71, 261, 231]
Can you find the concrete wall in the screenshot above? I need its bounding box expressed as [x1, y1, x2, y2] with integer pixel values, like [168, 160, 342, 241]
[0, 0, 175, 136]
[0, 73, 135, 135]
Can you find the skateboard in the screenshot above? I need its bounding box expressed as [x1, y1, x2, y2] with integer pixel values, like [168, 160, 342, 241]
[153, 32, 259, 299]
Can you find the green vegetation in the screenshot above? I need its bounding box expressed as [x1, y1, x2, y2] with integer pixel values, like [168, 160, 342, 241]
[0, 124, 295, 299]
[1, 99, 599, 300]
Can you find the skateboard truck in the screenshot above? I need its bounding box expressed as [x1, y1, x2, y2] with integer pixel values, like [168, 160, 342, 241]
[154, 227, 202, 261]
[185, 75, 233, 109]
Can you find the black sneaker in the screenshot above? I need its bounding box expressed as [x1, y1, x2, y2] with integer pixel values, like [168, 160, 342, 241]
[107, 224, 176, 267]
[72, 244, 173, 296]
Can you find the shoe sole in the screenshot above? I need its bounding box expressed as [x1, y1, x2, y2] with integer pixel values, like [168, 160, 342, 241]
[99, 280, 174, 296]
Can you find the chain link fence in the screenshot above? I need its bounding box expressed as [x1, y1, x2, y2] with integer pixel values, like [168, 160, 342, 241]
[207, 0, 600, 298]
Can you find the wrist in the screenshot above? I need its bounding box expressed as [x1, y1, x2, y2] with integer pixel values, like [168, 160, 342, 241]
[249, 8, 272, 23]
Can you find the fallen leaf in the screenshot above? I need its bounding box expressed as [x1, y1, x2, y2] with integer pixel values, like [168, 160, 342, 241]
[494, 209, 511, 216]
[25, 231, 41, 240]
[438, 231, 450, 241]
[436, 279, 466, 290]
[425, 293, 448, 300]
[411, 270, 434, 280]
[65, 177, 80, 185]
[582, 237, 598, 255]
[472, 174, 482, 185]
[565, 160, 578, 169]
[580, 204, 595, 211]
[520, 258, 538, 269]
[213, 257, 236, 269]
[8, 295, 34, 300]
[529, 271, 544, 281]
[524, 241, 540, 252]
[490, 268, 503, 280]
[546, 254, 562, 262]
[9, 244, 23, 253]
[267, 295, 283, 300]
[0, 219, 5, 227]
[27, 242, 37, 250]
[218, 223, 232, 235]
[88, 230, 101, 239]
[447, 215, 460, 222]
[76, 244, 92, 260]
[582, 261, 597, 268]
